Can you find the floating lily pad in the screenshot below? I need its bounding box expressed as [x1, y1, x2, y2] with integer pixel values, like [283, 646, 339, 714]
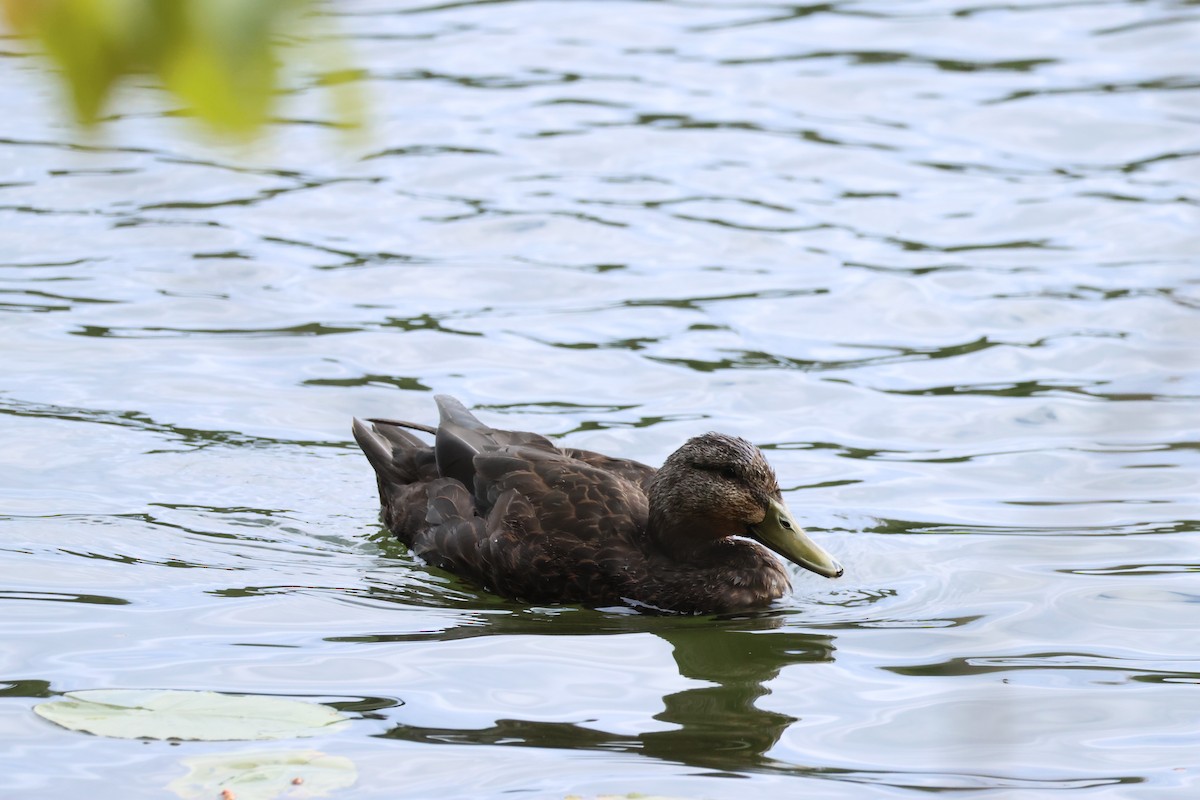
[34, 689, 350, 741]
[168, 749, 357, 800]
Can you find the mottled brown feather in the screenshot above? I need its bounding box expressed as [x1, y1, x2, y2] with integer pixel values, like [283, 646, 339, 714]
[353, 396, 829, 613]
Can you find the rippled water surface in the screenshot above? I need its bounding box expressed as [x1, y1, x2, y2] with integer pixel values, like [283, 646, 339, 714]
[2, 1, 1198, 797]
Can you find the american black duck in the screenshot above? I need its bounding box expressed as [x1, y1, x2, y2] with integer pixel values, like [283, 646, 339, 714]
[353, 395, 842, 613]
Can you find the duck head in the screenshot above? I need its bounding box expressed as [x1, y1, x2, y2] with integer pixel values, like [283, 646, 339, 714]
[648, 432, 843, 578]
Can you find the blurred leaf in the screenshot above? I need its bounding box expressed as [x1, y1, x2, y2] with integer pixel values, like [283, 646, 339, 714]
[34, 689, 351, 740]
[1, 0, 360, 138]
[11, 0, 131, 122]
[161, 0, 288, 133]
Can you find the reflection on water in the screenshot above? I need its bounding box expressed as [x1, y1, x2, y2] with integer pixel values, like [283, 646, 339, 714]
[376, 616, 835, 777]
[1, 0, 1199, 797]
[644, 625, 834, 773]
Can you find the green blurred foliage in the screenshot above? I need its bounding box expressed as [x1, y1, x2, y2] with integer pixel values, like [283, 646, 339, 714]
[2, 0, 361, 138]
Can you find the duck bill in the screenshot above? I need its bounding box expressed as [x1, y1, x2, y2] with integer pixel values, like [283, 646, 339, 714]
[750, 498, 843, 578]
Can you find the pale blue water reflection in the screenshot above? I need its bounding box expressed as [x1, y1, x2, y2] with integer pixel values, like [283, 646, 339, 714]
[1, 0, 1198, 798]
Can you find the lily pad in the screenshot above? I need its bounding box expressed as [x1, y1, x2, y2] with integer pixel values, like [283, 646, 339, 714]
[168, 749, 357, 800]
[34, 689, 350, 741]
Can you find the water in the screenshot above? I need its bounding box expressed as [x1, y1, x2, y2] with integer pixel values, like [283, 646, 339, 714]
[1, 0, 1198, 797]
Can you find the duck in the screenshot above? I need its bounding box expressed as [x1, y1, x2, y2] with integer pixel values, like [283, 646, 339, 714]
[352, 395, 842, 614]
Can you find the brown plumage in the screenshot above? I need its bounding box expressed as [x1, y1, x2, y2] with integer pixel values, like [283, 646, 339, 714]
[353, 395, 842, 614]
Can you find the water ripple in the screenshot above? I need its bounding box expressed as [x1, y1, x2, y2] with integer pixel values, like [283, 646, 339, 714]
[1, 0, 1198, 796]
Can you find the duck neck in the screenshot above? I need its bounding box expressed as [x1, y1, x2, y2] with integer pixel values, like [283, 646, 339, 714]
[644, 504, 790, 613]
[646, 505, 721, 561]
[645, 466, 731, 560]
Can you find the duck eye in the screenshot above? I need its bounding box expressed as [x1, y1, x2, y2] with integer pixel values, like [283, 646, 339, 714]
[719, 466, 738, 481]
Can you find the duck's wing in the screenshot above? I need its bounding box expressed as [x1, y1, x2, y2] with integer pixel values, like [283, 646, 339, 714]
[414, 443, 651, 604]
[433, 395, 558, 488]
[354, 396, 562, 542]
[561, 447, 656, 495]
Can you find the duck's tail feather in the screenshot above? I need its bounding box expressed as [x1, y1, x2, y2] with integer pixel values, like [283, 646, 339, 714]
[352, 416, 439, 490]
[353, 418, 403, 484]
[366, 417, 437, 436]
[353, 417, 443, 545]
[357, 396, 561, 500]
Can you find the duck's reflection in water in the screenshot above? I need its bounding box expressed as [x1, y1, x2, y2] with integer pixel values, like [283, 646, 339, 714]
[376, 614, 835, 775]
[642, 623, 833, 772]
